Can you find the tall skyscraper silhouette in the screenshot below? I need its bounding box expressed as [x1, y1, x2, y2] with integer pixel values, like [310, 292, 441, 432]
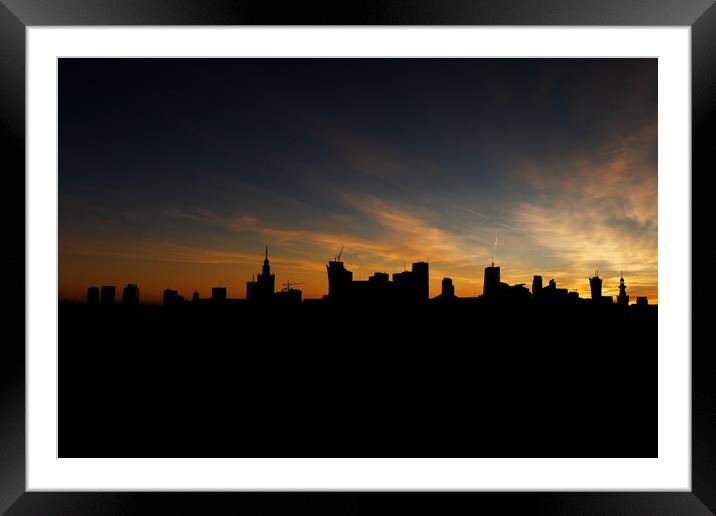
[412, 262, 429, 302]
[532, 275, 543, 300]
[327, 253, 353, 301]
[589, 272, 602, 301]
[483, 261, 500, 298]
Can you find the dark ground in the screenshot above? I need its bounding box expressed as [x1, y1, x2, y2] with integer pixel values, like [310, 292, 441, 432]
[58, 302, 657, 457]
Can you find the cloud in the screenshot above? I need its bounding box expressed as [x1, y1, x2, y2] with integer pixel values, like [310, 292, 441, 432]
[506, 122, 657, 301]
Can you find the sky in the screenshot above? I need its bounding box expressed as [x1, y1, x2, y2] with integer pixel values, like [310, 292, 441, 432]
[59, 58, 657, 304]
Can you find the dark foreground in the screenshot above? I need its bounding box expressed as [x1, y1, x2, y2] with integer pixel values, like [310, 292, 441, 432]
[59, 302, 657, 457]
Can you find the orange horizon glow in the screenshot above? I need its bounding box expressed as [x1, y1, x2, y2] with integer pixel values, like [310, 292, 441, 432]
[59, 251, 658, 305]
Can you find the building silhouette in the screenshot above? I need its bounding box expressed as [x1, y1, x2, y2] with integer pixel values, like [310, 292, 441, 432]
[532, 275, 543, 301]
[617, 272, 629, 306]
[246, 247, 276, 303]
[211, 287, 227, 304]
[80, 248, 656, 310]
[163, 289, 183, 305]
[499, 282, 531, 303]
[325, 255, 429, 304]
[538, 278, 570, 304]
[589, 272, 602, 301]
[87, 286, 100, 305]
[392, 262, 429, 303]
[275, 283, 302, 305]
[122, 284, 139, 305]
[369, 271, 390, 287]
[326, 254, 353, 301]
[441, 277, 455, 298]
[100, 285, 115, 305]
[430, 277, 457, 304]
[483, 261, 500, 299]
[412, 262, 429, 302]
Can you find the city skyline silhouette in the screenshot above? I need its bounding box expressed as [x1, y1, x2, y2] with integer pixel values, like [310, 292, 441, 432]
[57, 57, 658, 458]
[58, 58, 658, 304]
[60, 245, 657, 458]
[75, 247, 654, 307]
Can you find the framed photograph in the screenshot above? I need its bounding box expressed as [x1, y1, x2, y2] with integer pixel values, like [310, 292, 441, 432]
[2, 1, 712, 514]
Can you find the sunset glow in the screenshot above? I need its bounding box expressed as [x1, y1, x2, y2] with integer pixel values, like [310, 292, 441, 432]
[59, 58, 657, 304]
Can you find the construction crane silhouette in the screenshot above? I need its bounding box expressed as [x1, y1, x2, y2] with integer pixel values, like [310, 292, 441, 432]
[282, 281, 305, 292]
[335, 246, 344, 262]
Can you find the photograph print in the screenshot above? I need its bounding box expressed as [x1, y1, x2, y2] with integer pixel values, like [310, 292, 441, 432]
[58, 58, 657, 458]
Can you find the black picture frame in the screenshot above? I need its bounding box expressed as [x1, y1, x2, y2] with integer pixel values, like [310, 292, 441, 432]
[1, 1, 712, 514]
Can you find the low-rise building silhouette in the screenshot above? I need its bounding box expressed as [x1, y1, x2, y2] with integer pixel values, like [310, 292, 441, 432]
[499, 282, 531, 303]
[636, 296, 649, 306]
[537, 278, 570, 304]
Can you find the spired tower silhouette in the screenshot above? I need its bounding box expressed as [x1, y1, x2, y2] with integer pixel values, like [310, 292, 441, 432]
[617, 272, 629, 306]
[246, 246, 276, 303]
